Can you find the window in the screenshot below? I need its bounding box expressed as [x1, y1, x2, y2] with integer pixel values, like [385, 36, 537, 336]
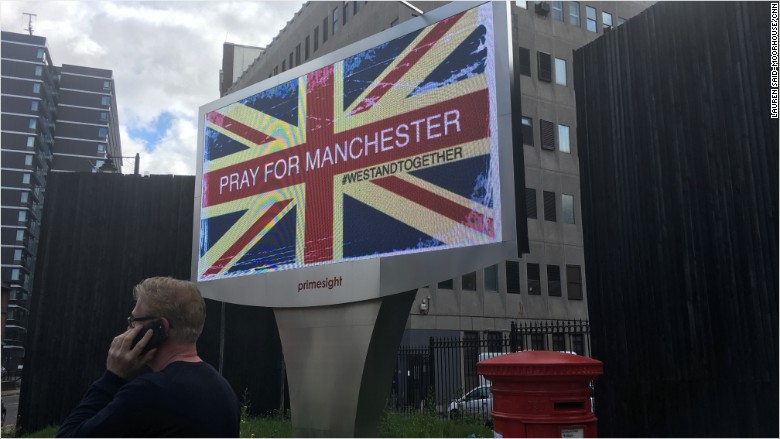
[97, 143, 106, 154]
[103, 80, 110, 89]
[353, 1, 360, 15]
[28, 119, 37, 129]
[33, 83, 41, 94]
[20, 192, 29, 204]
[332, 8, 339, 34]
[343, 3, 349, 25]
[526, 188, 537, 219]
[569, 2, 580, 26]
[552, 334, 565, 351]
[95, 160, 105, 171]
[552, 1, 563, 20]
[101, 95, 110, 106]
[11, 269, 20, 281]
[547, 265, 561, 296]
[99, 127, 108, 138]
[438, 279, 453, 290]
[16, 230, 25, 241]
[543, 191, 556, 221]
[617, 17, 626, 26]
[516, 1, 527, 9]
[567, 265, 583, 300]
[100, 112, 108, 121]
[282, 60, 286, 71]
[27, 136, 35, 148]
[531, 334, 545, 350]
[555, 58, 567, 86]
[462, 272, 477, 291]
[314, 27, 320, 51]
[323, 18, 328, 42]
[558, 124, 570, 153]
[521, 117, 533, 146]
[602, 11, 612, 29]
[274, 66, 278, 75]
[18, 210, 27, 222]
[31, 101, 39, 111]
[540, 119, 555, 150]
[305, 36, 310, 60]
[289, 52, 293, 68]
[22, 174, 30, 185]
[13, 249, 23, 262]
[537, 51, 552, 82]
[506, 261, 520, 294]
[562, 194, 575, 224]
[295, 44, 301, 66]
[34, 65, 43, 76]
[37, 48, 45, 59]
[517, 47, 531, 76]
[527, 263, 541, 295]
[484, 264, 498, 291]
[586, 6, 597, 32]
[571, 334, 584, 355]
[24, 155, 33, 166]
[487, 331, 503, 352]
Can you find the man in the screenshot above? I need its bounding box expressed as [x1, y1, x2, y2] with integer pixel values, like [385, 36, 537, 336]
[57, 277, 240, 437]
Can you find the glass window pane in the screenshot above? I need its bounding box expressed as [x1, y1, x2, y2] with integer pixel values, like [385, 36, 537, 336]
[29, 119, 37, 129]
[31, 101, 39, 111]
[569, 2, 580, 26]
[603, 11, 612, 28]
[333, 8, 339, 33]
[438, 279, 453, 290]
[558, 124, 570, 153]
[586, 6, 597, 32]
[516, 1, 527, 9]
[555, 58, 567, 86]
[562, 194, 575, 224]
[484, 265, 498, 291]
[22, 174, 30, 184]
[34, 65, 43, 76]
[25, 155, 33, 166]
[16, 230, 25, 241]
[462, 272, 477, 291]
[20, 192, 29, 203]
[18, 210, 27, 221]
[552, 1, 563, 20]
[27, 136, 35, 147]
[33, 83, 41, 93]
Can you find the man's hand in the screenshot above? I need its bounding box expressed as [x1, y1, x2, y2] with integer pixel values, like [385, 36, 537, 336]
[106, 325, 157, 379]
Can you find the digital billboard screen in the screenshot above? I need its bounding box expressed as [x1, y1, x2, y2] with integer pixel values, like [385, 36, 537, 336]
[197, 3, 504, 282]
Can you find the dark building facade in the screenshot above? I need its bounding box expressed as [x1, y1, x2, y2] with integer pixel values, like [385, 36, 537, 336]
[219, 1, 651, 345]
[0, 31, 122, 374]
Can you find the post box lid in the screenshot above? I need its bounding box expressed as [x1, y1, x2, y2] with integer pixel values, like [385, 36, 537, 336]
[477, 351, 603, 378]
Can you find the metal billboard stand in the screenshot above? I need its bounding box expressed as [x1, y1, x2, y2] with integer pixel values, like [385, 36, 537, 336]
[274, 290, 416, 437]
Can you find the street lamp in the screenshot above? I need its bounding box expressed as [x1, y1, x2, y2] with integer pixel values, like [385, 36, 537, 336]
[98, 153, 140, 175]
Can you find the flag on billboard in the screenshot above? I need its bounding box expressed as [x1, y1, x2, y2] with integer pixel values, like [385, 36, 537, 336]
[199, 4, 499, 280]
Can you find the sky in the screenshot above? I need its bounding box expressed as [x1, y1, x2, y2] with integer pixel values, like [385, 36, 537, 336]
[0, 1, 306, 175]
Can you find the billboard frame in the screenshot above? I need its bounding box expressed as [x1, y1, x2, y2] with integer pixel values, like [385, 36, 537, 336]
[192, 1, 519, 308]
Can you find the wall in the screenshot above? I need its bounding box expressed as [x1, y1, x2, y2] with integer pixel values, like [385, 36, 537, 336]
[17, 173, 284, 433]
[574, 2, 778, 436]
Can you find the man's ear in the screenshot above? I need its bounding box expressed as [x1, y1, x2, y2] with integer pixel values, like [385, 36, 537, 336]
[161, 317, 172, 335]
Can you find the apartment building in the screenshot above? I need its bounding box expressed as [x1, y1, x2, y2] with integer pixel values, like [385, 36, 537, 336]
[1, 31, 122, 374]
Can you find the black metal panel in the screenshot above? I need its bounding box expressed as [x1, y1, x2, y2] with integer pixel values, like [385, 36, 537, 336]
[16, 173, 284, 433]
[574, 2, 778, 437]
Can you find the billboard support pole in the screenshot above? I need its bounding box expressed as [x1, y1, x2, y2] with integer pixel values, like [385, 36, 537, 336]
[274, 289, 416, 437]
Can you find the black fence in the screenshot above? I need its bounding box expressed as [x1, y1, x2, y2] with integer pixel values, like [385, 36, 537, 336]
[390, 320, 590, 418]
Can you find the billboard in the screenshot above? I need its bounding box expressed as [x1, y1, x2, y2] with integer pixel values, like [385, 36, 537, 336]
[193, 2, 519, 307]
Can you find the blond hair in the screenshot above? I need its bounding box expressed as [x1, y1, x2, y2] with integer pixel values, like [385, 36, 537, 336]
[133, 277, 206, 343]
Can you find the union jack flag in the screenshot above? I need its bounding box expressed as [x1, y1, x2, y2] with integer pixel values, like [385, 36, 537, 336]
[198, 4, 499, 280]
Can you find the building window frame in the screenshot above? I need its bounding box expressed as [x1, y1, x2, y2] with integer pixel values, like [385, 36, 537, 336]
[33, 83, 41, 94]
[526, 187, 537, 219]
[558, 124, 570, 153]
[586, 6, 597, 32]
[462, 271, 477, 291]
[562, 193, 575, 224]
[506, 261, 520, 294]
[552, 1, 564, 21]
[567, 265, 583, 300]
[543, 190, 557, 222]
[484, 264, 498, 292]
[521, 116, 533, 146]
[332, 7, 339, 34]
[569, 1, 580, 26]
[527, 263, 541, 295]
[555, 57, 567, 86]
[602, 11, 613, 29]
[31, 100, 39, 112]
[547, 265, 561, 297]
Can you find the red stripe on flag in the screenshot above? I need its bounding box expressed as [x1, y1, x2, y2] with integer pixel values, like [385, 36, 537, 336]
[202, 199, 292, 277]
[371, 175, 494, 238]
[206, 112, 276, 146]
[350, 13, 462, 115]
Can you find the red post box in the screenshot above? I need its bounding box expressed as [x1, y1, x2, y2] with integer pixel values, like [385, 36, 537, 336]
[477, 351, 603, 438]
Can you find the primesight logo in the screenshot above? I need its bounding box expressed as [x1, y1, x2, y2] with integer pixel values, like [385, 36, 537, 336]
[298, 276, 343, 292]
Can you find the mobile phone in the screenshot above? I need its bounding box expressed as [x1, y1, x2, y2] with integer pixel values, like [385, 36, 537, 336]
[130, 319, 167, 354]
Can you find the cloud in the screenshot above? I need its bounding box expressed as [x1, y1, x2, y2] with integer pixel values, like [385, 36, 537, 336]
[1, 1, 305, 175]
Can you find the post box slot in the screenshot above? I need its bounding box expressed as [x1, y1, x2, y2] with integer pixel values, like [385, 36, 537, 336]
[554, 401, 584, 410]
